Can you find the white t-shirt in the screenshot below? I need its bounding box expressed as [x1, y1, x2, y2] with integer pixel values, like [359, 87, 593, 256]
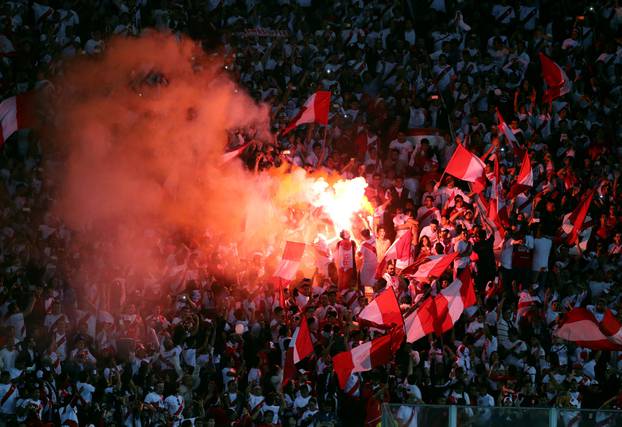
[393, 214, 410, 238]
[293, 394, 311, 414]
[419, 225, 439, 244]
[396, 405, 418, 427]
[262, 404, 280, 424]
[492, 4, 515, 24]
[164, 394, 184, 418]
[144, 391, 164, 408]
[500, 238, 513, 269]
[0, 347, 17, 371]
[454, 239, 471, 268]
[0, 382, 19, 414]
[76, 382, 95, 403]
[389, 139, 414, 163]
[532, 237, 552, 271]
[6, 313, 25, 341]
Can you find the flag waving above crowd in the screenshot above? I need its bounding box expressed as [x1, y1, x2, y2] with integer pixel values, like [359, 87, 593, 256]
[282, 91, 331, 135]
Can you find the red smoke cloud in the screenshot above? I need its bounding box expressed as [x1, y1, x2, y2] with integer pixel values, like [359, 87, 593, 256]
[43, 33, 276, 289]
[41, 32, 368, 300]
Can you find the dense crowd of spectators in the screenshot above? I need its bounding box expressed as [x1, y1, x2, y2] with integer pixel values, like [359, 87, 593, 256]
[2, 0, 622, 426]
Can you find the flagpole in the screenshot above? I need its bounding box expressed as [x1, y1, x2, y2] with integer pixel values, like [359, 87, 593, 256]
[320, 124, 328, 165]
[435, 170, 447, 191]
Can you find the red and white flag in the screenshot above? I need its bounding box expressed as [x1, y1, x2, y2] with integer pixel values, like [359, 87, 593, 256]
[539, 52, 571, 103]
[357, 288, 403, 328]
[496, 109, 524, 158]
[332, 327, 403, 388]
[221, 142, 250, 163]
[375, 230, 412, 278]
[554, 308, 622, 351]
[282, 316, 315, 385]
[561, 190, 594, 246]
[272, 241, 306, 306]
[507, 153, 533, 199]
[474, 193, 504, 250]
[282, 91, 331, 135]
[273, 241, 306, 284]
[444, 143, 486, 184]
[404, 297, 436, 343]
[0, 94, 31, 145]
[517, 291, 540, 320]
[404, 267, 476, 342]
[402, 252, 458, 281]
[431, 267, 476, 335]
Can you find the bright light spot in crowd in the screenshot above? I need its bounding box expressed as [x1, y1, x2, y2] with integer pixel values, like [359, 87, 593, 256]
[307, 177, 372, 234]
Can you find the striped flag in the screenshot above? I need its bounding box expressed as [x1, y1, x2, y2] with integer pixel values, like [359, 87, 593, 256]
[431, 267, 476, 335]
[332, 327, 403, 388]
[496, 109, 524, 158]
[507, 152, 533, 199]
[405, 267, 476, 341]
[401, 252, 458, 281]
[357, 288, 403, 328]
[282, 91, 331, 135]
[539, 52, 571, 103]
[282, 316, 314, 385]
[561, 190, 594, 247]
[444, 143, 486, 183]
[375, 231, 413, 278]
[554, 308, 622, 350]
[272, 241, 306, 305]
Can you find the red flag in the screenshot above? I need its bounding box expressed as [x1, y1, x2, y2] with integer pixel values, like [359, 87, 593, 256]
[357, 288, 403, 328]
[375, 231, 412, 278]
[332, 327, 403, 388]
[282, 91, 331, 135]
[401, 252, 458, 281]
[444, 144, 486, 183]
[564, 190, 594, 245]
[0, 93, 33, 145]
[539, 52, 571, 103]
[554, 308, 622, 350]
[507, 153, 533, 199]
[282, 317, 314, 385]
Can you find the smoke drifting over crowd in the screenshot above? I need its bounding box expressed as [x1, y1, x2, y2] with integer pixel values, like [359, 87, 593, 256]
[42, 32, 368, 290]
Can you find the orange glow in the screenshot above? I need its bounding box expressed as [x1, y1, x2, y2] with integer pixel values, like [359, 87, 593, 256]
[307, 176, 371, 235]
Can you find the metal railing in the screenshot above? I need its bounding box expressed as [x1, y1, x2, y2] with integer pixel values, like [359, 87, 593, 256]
[381, 403, 622, 426]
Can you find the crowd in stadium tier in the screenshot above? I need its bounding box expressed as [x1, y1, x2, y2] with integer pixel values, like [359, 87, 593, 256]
[3, 0, 622, 426]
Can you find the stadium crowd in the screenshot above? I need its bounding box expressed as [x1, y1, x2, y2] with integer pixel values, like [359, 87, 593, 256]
[2, 0, 622, 426]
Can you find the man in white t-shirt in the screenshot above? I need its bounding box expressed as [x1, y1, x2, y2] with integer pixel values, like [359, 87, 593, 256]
[0, 371, 19, 416]
[532, 223, 552, 283]
[388, 132, 414, 168]
[164, 391, 185, 425]
[417, 195, 441, 228]
[419, 219, 440, 245]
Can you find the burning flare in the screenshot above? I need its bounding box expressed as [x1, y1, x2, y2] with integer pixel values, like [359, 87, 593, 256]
[307, 176, 372, 235]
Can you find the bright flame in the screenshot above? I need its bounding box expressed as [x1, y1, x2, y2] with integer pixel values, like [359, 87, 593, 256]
[307, 177, 372, 234]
